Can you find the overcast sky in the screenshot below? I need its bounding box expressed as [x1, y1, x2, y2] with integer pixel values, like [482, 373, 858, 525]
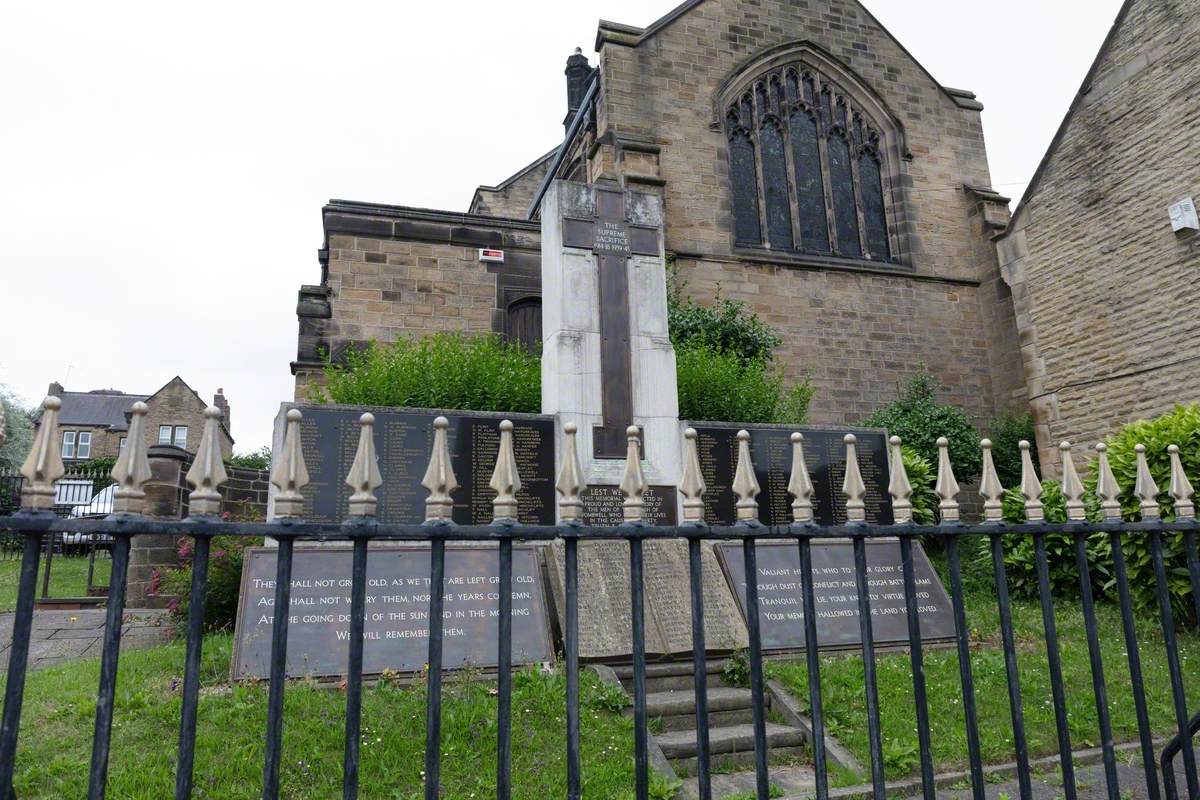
[1, 0, 1123, 451]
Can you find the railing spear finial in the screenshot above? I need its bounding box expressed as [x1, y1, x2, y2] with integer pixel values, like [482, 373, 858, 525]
[1059, 442, 1086, 521]
[422, 416, 458, 523]
[1134, 443, 1160, 519]
[111, 401, 152, 514]
[620, 426, 646, 523]
[788, 432, 814, 524]
[733, 429, 761, 522]
[19, 396, 65, 511]
[979, 438, 1002, 522]
[271, 408, 310, 519]
[346, 412, 383, 517]
[936, 436, 961, 523]
[1019, 440, 1044, 522]
[888, 435, 913, 524]
[1168, 444, 1195, 519]
[680, 428, 707, 524]
[1095, 443, 1122, 520]
[556, 422, 586, 522]
[186, 406, 229, 516]
[490, 420, 522, 522]
[843, 434, 866, 523]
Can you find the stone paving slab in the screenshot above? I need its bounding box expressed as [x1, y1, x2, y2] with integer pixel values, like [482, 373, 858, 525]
[0, 609, 170, 672]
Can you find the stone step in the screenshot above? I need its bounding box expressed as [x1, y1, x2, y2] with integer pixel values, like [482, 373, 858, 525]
[655, 722, 805, 760]
[656, 707, 756, 732]
[645, 686, 754, 717]
[671, 745, 810, 778]
[683, 764, 816, 797]
[613, 660, 730, 694]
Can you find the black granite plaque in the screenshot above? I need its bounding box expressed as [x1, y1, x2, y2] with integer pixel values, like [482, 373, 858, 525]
[716, 541, 955, 650]
[232, 545, 554, 679]
[688, 423, 893, 526]
[581, 485, 678, 526]
[284, 404, 555, 525]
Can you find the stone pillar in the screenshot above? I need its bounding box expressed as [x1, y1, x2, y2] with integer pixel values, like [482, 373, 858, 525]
[127, 444, 189, 608]
[540, 179, 681, 506]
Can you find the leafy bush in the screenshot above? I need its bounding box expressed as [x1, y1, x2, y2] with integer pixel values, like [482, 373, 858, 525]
[862, 371, 981, 484]
[157, 504, 265, 631]
[990, 404, 1200, 622]
[987, 409, 1038, 489]
[316, 333, 540, 413]
[228, 446, 271, 471]
[994, 481, 1107, 599]
[675, 343, 813, 425]
[667, 267, 780, 364]
[901, 446, 937, 525]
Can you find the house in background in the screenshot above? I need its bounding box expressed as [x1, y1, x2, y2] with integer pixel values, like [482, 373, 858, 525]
[36, 376, 233, 464]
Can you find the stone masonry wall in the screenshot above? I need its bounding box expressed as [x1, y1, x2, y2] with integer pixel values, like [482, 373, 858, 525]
[589, 0, 1022, 421]
[996, 0, 1200, 472]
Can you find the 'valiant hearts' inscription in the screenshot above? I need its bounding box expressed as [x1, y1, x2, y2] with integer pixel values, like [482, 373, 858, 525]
[231, 546, 554, 679]
[717, 541, 955, 650]
[283, 405, 555, 525]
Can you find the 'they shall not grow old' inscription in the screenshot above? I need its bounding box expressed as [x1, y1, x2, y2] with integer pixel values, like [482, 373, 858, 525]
[231, 546, 554, 680]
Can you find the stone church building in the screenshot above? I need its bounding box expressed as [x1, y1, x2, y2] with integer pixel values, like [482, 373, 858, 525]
[995, 0, 1200, 474]
[292, 0, 1025, 428]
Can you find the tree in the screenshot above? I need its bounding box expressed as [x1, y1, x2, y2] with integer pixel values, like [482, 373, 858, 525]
[0, 386, 34, 472]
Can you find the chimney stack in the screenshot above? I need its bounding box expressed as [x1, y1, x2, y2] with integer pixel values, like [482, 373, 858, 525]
[213, 388, 230, 436]
[47, 381, 63, 397]
[564, 47, 591, 130]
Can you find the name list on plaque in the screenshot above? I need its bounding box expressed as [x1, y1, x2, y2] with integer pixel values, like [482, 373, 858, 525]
[688, 423, 893, 526]
[287, 404, 556, 525]
[232, 546, 554, 679]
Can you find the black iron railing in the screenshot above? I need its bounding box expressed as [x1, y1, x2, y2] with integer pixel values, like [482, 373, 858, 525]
[0, 514, 1197, 800]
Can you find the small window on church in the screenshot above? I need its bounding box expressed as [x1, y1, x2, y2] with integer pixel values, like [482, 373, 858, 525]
[506, 298, 542, 354]
[724, 61, 898, 264]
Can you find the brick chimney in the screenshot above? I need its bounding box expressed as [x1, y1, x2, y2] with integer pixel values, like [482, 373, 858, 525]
[563, 47, 591, 130]
[47, 381, 63, 397]
[213, 388, 230, 435]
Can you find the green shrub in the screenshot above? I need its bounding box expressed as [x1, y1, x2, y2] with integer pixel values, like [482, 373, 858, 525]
[675, 343, 813, 425]
[317, 333, 541, 413]
[862, 371, 981, 484]
[987, 409, 1038, 489]
[901, 446, 937, 525]
[158, 532, 263, 632]
[667, 267, 780, 365]
[227, 446, 271, 471]
[994, 481, 1107, 599]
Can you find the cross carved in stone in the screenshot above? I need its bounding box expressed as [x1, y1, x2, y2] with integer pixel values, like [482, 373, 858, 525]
[561, 185, 661, 458]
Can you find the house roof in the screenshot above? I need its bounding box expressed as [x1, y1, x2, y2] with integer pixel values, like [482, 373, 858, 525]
[996, 0, 1134, 235]
[53, 391, 149, 431]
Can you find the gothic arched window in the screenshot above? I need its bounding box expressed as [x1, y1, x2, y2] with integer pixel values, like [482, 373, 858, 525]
[724, 59, 899, 263]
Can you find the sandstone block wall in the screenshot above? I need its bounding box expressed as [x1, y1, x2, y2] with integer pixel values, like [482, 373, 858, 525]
[996, 0, 1200, 472]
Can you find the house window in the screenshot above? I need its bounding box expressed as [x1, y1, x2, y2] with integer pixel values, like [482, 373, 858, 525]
[119, 437, 128, 453]
[173, 426, 188, 449]
[158, 425, 173, 445]
[725, 62, 896, 263]
[77, 432, 91, 460]
[61, 431, 76, 459]
[159, 424, 188, 448]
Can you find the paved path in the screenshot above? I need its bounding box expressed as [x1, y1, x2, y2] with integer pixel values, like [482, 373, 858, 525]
[0, 608, 170, 672]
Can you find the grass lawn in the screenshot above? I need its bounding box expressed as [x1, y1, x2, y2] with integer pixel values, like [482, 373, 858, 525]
[3, 635, 668, 800]
[770, 588, 1200, 785]
[0, 553, 113, 611]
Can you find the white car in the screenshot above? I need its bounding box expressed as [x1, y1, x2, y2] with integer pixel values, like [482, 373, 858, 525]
[64, 485, 117, 548]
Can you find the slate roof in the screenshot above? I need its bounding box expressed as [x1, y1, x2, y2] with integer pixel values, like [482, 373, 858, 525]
[54, 391, 149, 431]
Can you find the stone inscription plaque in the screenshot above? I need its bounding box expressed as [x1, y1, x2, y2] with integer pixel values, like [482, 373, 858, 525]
[283, 405, 555, 525]
[581, 485, 678, 526]
[232, 545, 554, 679]
[689, 424, 894, 526]
[716, 541, 955, 650]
